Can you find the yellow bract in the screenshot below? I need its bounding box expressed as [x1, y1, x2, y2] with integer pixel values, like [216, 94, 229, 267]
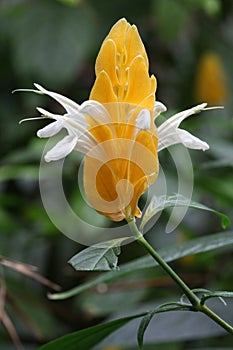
[84, 18, 159, 221]
[90, 18, 156, 109]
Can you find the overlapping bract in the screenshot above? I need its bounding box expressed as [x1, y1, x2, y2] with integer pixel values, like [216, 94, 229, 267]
[84, 18, 159, 221]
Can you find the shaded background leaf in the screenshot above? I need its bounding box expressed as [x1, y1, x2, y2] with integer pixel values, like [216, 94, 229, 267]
[38, 313, 145, 350]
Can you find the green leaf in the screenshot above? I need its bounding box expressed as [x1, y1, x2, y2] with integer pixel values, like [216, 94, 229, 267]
[137, 302, 191, 349]
[140, 194, 230, 230]
[38, 312, 146, 350]
[200, 291, 233, 305]
[68, 238, 129, 271]
[49, 230, 233, 300]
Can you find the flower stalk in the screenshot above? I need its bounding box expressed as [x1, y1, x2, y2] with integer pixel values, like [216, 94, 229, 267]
[127, 219, 233, 335]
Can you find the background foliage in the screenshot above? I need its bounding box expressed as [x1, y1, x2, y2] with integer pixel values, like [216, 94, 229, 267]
[1, 0, 233, 349]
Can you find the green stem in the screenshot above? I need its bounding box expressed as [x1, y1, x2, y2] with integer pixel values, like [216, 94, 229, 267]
[128, 220, 199, 306]
[127, 219, 233, 335]
[201, 304, 233, 334]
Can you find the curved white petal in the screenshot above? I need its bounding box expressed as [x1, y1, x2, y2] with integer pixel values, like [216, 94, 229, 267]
[34, 84, 79, 114]
[37, 121, 63, 138]
[176, 129, 209, 151]
[67, 112, 88, 129]
[79, 100, 111, 124]
[37, 107, 63, 120]
[157, 103, 209, 152]
[158, 129, 209, 152]
[153, 101, 167, 118]
[74, 138, 100, 157]
[136, 109, 151, 130]
[44, 135, 78, 162]
[158, 103, 207, 134]
[37, 105, 89, 138]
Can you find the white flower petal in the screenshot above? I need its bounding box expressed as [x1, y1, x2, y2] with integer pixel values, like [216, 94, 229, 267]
[75, 138, 98, 155]
[136, 109, 151, 130]
[67, 112, 88, 129]
[158, 103, 207, 134]
[37, 106, 89, 139]
[176, 129, 209, 151]
[153, 101, 167, 118]
[34, 83, 79, 114]
[37, 121, 63, 138]
[158, 132, 181, 151]
[37, 107, 63, 120]
[44, 135, 78, 162]
[79, 100, 111, 124]
[158, 129, 209, 152]
[157, 103, 209, 152]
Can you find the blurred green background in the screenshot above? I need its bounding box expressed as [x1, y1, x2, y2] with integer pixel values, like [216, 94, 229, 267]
[1, 0, 233, 349]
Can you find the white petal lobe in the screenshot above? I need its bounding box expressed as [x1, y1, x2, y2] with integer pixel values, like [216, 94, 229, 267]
[176, 129, 209, 151]
[136, 109, 151, 130]
[44, 135, 78, 162]
[79, 100, 111, 124]
[158, 103, 210, 152]
[153, 101, 167, 118]
[37, 121, 63, 138]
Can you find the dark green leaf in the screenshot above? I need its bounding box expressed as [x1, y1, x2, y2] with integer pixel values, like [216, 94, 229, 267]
[140, 194, 230, 230]
[49, 231, 233, 300]
[137, 302, 191, 349]
[38, 312, 146, 350]
[68, 238, 129, 271]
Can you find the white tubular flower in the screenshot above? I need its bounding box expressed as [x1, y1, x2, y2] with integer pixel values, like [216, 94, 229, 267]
[19, 84, 211, 163]
[157, 103, 210, 152]
[19, 84, 113, 162]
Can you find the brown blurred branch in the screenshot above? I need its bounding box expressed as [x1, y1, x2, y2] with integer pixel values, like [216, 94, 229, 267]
[0, 255, 61, 291]
[0, 276, 24, 350]
[0, 255, 63, 349]
[96, 273, 206, 293]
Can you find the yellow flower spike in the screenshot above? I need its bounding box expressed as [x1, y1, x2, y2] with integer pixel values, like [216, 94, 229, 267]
[85, 18, 159, 221]
[22, 21, 212, 224]
[195, 51, 228, 105]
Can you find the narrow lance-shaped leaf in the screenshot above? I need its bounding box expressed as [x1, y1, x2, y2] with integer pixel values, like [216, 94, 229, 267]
[68, 238, 130, 271]
[140, 194, 231, 230]
[38, 312, 146, 350]
[49, 231, 233, 300]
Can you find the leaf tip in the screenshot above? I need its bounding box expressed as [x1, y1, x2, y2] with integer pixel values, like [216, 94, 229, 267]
[221, 216, 231, 229]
